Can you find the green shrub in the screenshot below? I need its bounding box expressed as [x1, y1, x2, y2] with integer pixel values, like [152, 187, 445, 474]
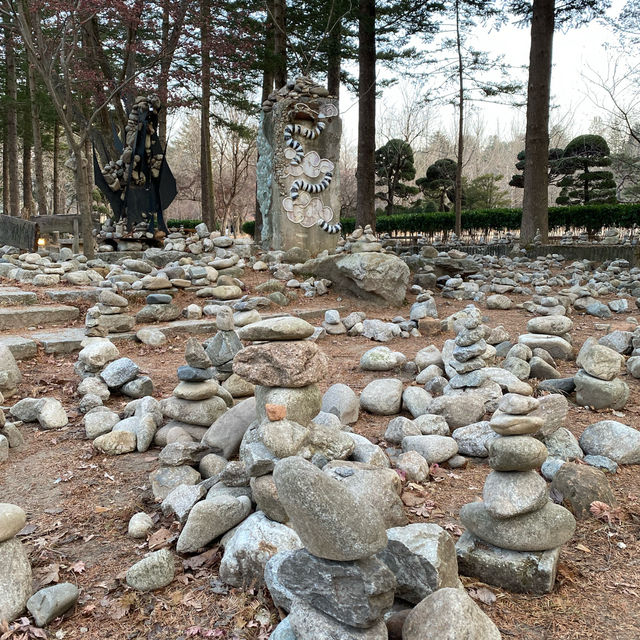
[166, 218, 201, 229]
[242, 220, 255, 236]
[235, 203, 640, 240]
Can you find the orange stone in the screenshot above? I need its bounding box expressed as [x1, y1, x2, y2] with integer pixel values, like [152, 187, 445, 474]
[265, 403, 287, 421]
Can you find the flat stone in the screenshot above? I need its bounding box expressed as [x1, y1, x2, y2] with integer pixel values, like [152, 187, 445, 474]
[237, 316, 314, 341]
[126, 549, 175, 591]
[173, 380, 219, 401]
[428, 393, 486, 429]
[177, 365, 214, 382]
[489, 410, 544, 436]
[460, 501, 576, 552]
[26, 583, 79, 627]
[160, 395, 227, 427]
[497, 394, 539, 415]
[273, 457, 388, 561]
[518, 334, 572, 360]
[488, 436, 548, 471]
[483, 470, 549, 519]
[579, 420, 640, 464]
[0, 336, 37, 360]
[93, 430, 136, 455]
[530, 394, 568, 439]
[527, 316, 573, 335]
[402, 435, 458, 464]
[543, 427, 584, 461]
[456, 531, 561, 594]
[0, 305, 79, 330]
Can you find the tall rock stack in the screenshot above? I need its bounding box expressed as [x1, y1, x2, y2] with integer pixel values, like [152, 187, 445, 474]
[268, 457, 396, 639]
[233, 316, 354, 489]
[204, 308, 243, 382]
[457, 393, 576, 593]
[160, 338, 231, 437]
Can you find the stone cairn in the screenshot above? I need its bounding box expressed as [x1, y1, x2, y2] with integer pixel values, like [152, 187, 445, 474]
[159, 336, 231, 438]
[0, 503, 32, 622]
[268, 456, 396, 638]
[457, 393, 577, 593]
[203, 307, 244, 382]
[76, 340, 152, 400]
[85, 289, 135, 337]
[0, 402, 24, 463]
[575, 338, 629, 410]
[233, 316, 355, 484]
[336, 225, 382, 254]
[136, 292, 181, 324]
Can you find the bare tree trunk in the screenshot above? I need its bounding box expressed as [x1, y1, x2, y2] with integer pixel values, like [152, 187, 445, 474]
[53, 121, 61, 215]
[327, 17, 341, 99]
[72, 145, 95, 259]
[356, 0, 376, 230]
[22, 144, 32, 218]
[454, 0, 463, 236]
[28, 62, 47, 216]
[200, 0, 215, 230]
[158, 0, 170, 147]
[4, 16, 20, 217]
[2, 137, 8, 215]
[273, 0, 287, 89]
[255, 0, 275, 242]
[521, 0, 555, 244]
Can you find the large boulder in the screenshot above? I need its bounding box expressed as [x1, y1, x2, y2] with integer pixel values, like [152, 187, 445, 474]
[579, 420, 640, 465]
[300, 252, 409, 306]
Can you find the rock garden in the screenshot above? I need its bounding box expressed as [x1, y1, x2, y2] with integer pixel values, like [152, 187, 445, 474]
[1, 232, 640, 639]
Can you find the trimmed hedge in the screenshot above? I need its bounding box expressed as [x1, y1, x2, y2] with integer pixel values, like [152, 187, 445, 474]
[242, 220, 255, 236]
[166, 218, 200, 229]
[240, 203, 640, 239]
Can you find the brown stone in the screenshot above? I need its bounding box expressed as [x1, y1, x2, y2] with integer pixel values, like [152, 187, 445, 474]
[265, 404, 287, 421]
[233, 341, 328, 388]
[418, 317, 441, 336]
[551, 463, 617, 519]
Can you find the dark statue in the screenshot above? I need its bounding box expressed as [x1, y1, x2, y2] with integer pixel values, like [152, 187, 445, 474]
[93, 94, 176, 234]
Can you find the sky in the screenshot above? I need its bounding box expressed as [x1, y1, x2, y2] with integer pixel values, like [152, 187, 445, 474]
[339, 0, 630, 145]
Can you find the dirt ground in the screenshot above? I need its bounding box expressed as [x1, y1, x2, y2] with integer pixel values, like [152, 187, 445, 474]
[2, 269, 640, 640]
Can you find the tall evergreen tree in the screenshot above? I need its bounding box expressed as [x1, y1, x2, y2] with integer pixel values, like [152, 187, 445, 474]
[374, 138, 418, 214]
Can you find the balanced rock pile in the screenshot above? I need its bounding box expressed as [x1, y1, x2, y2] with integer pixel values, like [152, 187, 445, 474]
[234, 316, 355, 478]
[203, 308, 243, 382]
[160, 336, 232, 442]
[136, 292, 181, 323]
[575, 338, 628, 410]
[457, 393, 576, 593]
[267, 456, 395, 638]
[85, 289, 135, 337]
[518, 315, 573, 361]
[76, 340, 153, 400]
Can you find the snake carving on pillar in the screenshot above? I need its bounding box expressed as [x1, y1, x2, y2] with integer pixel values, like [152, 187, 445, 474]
[281, 103, 342, 233]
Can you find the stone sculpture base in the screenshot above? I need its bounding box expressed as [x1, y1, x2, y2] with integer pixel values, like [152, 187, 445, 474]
[455, 532, 560, 594]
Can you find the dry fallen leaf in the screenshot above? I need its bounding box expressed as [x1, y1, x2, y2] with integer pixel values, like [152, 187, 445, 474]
[148, 527, 176, 550]
[575, 543, 591, 553]
[70, 560, 86, 573]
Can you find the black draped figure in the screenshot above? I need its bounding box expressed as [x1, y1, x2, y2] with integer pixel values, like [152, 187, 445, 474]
[94, 94, 176, 234]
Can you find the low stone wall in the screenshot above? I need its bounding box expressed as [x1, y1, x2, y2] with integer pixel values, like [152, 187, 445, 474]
[402, 243, 640, 266]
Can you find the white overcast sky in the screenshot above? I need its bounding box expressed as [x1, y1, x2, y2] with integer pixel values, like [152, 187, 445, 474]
[340, 0, 630, 144]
